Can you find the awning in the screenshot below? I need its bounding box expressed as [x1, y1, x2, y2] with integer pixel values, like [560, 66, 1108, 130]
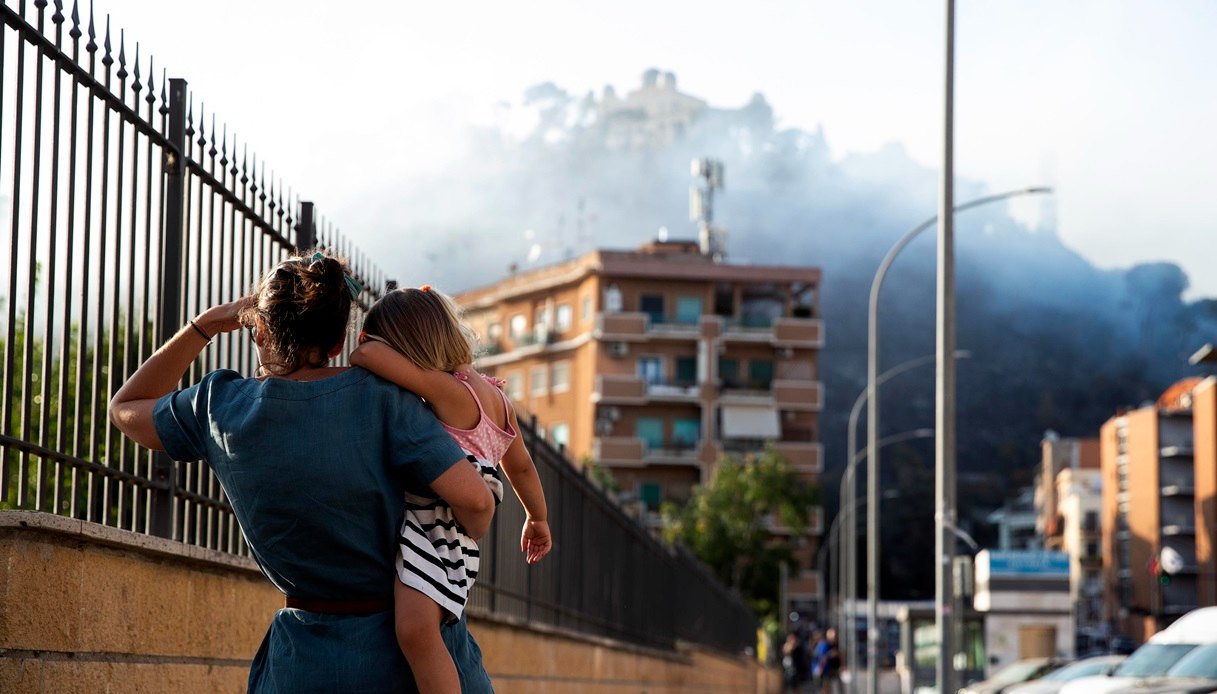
[720, 405, 780, 439]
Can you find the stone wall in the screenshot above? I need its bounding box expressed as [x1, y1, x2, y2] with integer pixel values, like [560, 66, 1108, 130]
[0, 512, 778, 693]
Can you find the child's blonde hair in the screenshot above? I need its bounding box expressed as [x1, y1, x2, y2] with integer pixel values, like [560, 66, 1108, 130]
[362, 286, 476, 372]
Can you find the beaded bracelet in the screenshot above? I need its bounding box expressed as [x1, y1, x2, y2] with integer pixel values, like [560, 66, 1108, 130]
[189, 319, 213, 342]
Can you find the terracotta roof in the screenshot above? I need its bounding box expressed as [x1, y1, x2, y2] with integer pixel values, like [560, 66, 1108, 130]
[1157, 377, 1204, 411]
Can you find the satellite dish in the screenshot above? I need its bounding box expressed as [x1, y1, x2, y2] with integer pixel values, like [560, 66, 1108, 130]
[1160, 547, 1185, 575]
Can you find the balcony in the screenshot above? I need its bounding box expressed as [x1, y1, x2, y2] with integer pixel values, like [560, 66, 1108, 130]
[1162, 523, 1196, 536]
[593, 375, 647, 404]
[773, 380, 823, 411]
[721, 315, 776, 343]
[772, 441, 823, 475]
[642, 439, 701, 467]
[645, 315, 701, 340]
[593, 437, 645, 467]
[773, 318, 824, 348]
[645, 379, 701, 402]
[596, 312, 647, 341]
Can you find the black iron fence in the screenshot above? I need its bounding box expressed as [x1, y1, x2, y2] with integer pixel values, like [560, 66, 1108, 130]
[0, 0, 385, 553]
[475, 414, 757, 653]
[0, 0, 757, 656]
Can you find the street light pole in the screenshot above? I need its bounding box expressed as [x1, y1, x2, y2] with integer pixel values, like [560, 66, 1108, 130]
[863, 182, 1048, 694]
[842, 350, 970, 693]
[937, 1, 958, 691]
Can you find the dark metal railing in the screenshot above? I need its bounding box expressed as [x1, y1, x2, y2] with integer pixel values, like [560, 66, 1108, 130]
[0, 0, 757, 657]
[0, 0, 385, 552]
[471, 415, 757, 654]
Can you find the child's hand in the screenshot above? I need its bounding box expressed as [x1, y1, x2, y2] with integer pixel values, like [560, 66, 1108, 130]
[521, 519, 552, 564]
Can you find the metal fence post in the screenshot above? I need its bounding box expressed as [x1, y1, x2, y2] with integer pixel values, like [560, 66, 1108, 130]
[297, 201, 315, 251]
[150, 78, 189, 539]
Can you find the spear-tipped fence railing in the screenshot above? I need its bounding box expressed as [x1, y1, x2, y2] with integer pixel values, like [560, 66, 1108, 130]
[0, 0, 757, 657]
[0, 0, 386, 552]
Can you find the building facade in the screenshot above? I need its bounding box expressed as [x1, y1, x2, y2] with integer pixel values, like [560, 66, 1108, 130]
[455, 238, 825, 612]
[1034, 435, 1105, 651]
[1099, 377, 1217, 643]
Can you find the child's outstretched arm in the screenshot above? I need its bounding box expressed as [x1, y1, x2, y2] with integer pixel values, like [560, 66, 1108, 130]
[501, 406, 552, 564]
[351, 340, 476, 426]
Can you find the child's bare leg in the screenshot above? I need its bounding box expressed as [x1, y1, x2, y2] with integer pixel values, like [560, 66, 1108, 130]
[395, 581, 459, 694]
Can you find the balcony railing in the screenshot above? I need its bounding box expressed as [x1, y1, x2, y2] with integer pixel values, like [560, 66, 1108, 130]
[643, 439, 701, 464]
[720, 377, 773, 392]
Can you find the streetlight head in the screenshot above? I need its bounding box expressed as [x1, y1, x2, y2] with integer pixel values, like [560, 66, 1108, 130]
[1025, 186, 1053, 195]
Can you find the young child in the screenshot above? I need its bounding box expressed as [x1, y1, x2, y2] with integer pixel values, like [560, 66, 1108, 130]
[351, 285, 552, 694]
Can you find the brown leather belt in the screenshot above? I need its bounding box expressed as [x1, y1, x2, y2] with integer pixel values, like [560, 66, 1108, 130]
[284, 596, 393, 615]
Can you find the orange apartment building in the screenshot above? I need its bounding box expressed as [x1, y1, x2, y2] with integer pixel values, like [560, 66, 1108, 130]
[455, 238, 825, 612]
[1098, 375, 1217, 643]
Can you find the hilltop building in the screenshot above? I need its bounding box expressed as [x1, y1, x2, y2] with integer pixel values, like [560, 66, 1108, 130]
[1098, 376, 1217, 643]
[1034, 434, 1105, 652]
[455, 237, 825, 615]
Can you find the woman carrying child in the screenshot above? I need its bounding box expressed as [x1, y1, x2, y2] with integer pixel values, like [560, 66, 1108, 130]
[352, 285, 553, 694]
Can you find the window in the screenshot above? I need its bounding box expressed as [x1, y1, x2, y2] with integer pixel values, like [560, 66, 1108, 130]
[749, 360, 774, 388]
[530, 366, 548, 395]
[719, 358, 739, 387]
[636, 417, 664, 449]
[675, 297, 703, 325]
[487, 322, 502, 341]
[535, 306, 550, 330]
[551, 361, 571, 393]
[505, 373, 524, 400]
[604, 284, 622, 313]
[640, 294, 665, 324]
[673, 418, 700, 447]
[639, 482, 662, 510]
[675, 356, 697, 386]
[509, 314, 527, 339]
[552, 423, 570, 450]
[637, 357, 663, 386]
[556, 303, 572, 331]
[581, 295, 593, 322]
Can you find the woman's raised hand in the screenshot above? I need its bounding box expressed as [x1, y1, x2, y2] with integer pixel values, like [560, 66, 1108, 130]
[197, 296, 254, 337]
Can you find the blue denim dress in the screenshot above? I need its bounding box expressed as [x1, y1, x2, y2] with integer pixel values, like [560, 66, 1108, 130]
[154, 368, 494, 693]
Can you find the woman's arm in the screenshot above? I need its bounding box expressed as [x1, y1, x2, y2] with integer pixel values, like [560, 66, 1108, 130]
[429, 461, 496, 540]
[350, 341, 476, 426]
[500, 406, 552, 563]
[109, 300, 247, 450]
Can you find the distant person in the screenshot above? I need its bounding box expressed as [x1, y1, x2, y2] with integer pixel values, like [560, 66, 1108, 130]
[784, 630, 813, 691]
[352, 285, 553, 693]
[815, 627, 843, 694]
[109, 251, 495, 692]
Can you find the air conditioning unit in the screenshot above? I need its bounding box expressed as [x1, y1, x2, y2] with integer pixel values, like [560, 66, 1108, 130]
[608, 342, 629, 358]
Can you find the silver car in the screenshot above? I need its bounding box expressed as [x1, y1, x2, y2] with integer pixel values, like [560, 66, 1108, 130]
[1005, 656, 1126, 694]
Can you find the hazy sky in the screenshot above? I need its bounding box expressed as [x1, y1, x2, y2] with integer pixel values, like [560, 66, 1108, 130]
[80, 0, 1217, 297]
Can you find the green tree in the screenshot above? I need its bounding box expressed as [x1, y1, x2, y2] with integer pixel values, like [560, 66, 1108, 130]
[661, 446, 819, 620]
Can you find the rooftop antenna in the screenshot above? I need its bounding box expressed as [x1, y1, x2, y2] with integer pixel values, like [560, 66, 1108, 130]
[690, 158, 726, 261]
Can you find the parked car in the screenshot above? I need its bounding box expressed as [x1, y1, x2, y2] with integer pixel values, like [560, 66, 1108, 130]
[959, 658, 1067, 694]
[1005, 655, 1126, 694]
[1060, 607, 1217, 694]
[1098, 642, 1217, 694]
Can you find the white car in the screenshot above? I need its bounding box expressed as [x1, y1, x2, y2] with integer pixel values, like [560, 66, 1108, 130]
[1005, 655, 1125, 694]
[1059, 607, 1217, 694]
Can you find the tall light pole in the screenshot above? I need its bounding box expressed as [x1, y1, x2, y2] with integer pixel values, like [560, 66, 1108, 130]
[841, 349, 970, 692]
[863, 181, 1049, 693]
[936, 1, 958, 691]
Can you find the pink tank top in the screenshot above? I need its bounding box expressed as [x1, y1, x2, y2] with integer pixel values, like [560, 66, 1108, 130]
[440, 372, 517, 462]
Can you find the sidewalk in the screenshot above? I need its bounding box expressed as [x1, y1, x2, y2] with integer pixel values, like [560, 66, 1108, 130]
[786, 669, 901, 694]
